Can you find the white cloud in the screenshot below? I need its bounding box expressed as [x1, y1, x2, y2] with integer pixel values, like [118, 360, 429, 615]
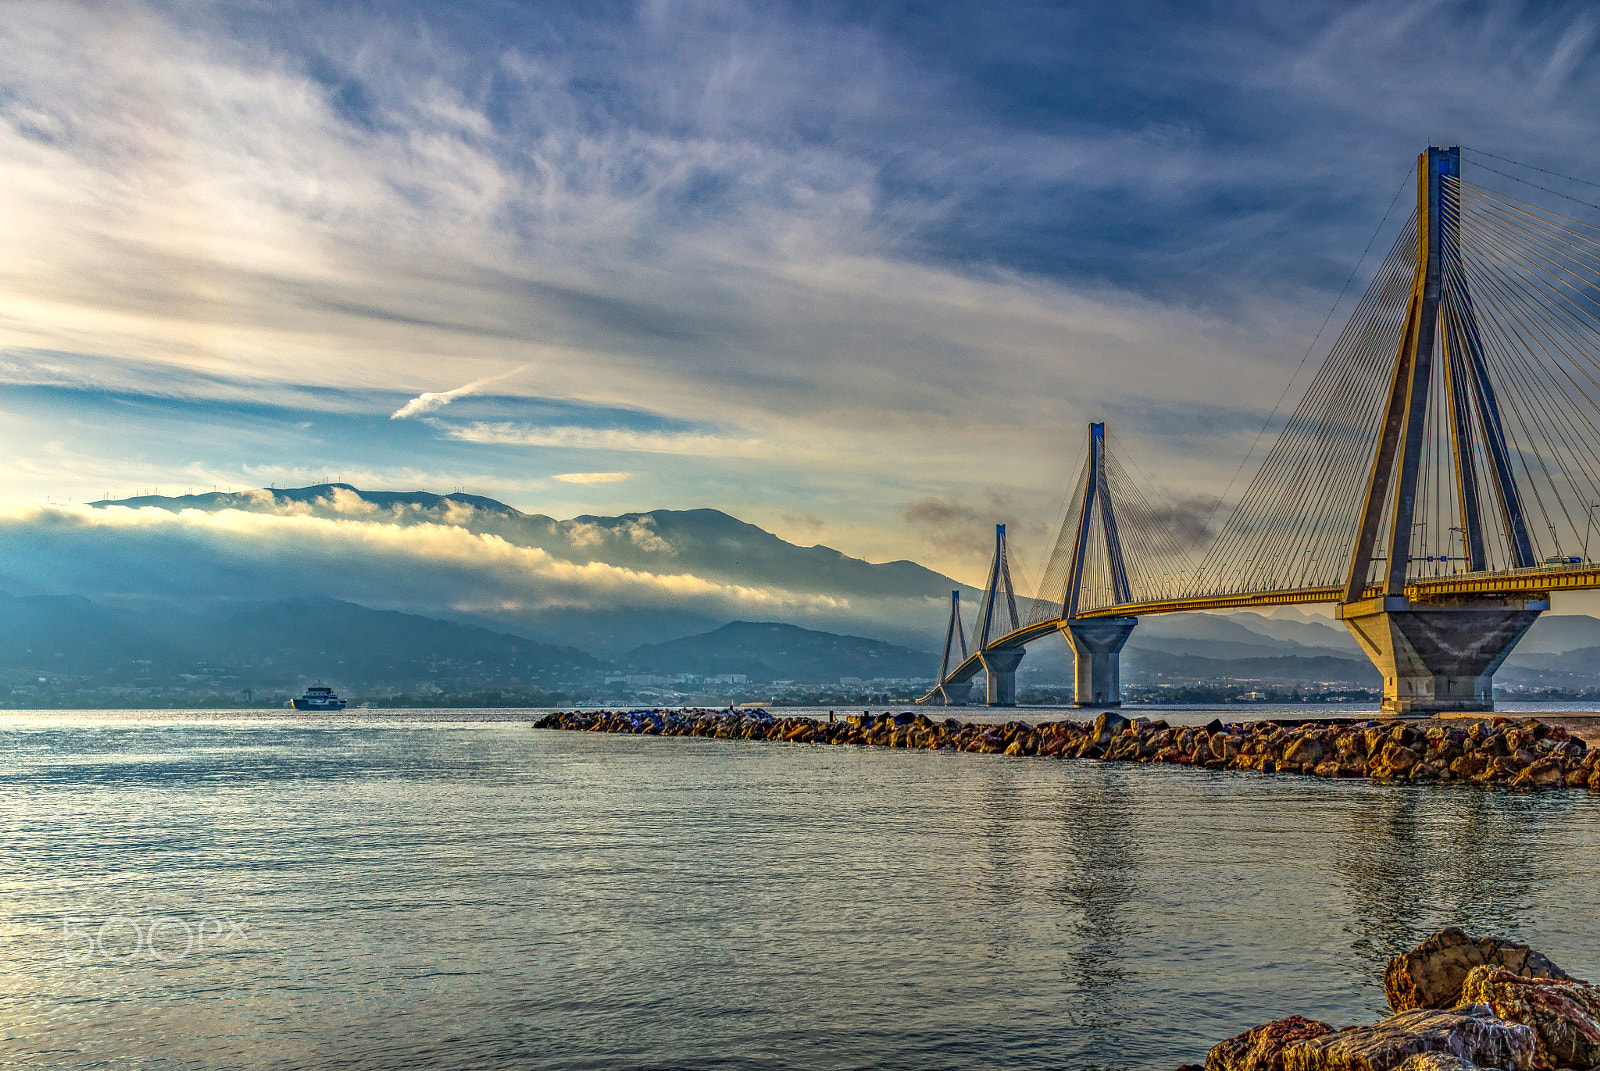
[0, 503, 838, 614]
[552, 471, 630, 484]
[440, 422, 770, 457]
[390, 366, 527, 420]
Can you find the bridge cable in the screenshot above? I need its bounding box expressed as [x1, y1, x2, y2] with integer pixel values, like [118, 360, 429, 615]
[1189, 163, 1418, 548]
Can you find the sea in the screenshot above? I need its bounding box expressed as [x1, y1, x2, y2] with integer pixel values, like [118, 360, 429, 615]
[3, 705, 1599, 1070]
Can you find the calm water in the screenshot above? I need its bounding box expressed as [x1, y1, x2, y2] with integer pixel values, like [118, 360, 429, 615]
[3, 709, 1599, 1070]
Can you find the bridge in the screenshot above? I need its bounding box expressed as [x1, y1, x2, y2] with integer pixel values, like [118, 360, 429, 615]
[920, 146, 1600, 715]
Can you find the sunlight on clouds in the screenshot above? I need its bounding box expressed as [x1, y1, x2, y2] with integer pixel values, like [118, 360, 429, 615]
[440, 422, 771, 457]
[3, 503, 849, 615]
[552, 472, 631, 484]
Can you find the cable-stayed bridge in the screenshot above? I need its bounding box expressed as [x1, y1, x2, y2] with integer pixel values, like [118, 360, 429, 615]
[920, 146, 1600, 715]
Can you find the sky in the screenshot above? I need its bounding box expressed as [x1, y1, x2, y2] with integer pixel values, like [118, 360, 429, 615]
[5, 0, 1600, 589]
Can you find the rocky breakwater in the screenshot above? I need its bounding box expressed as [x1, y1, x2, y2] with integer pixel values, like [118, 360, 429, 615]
[531, 709, 1600, 792]
[1193, 928, 1600, 1071]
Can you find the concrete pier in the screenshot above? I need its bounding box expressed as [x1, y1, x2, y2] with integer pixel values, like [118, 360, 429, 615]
[1337, 596, 1547, 715]
[1060, 616, 1138, 707]
[978, 647, 1025, 707]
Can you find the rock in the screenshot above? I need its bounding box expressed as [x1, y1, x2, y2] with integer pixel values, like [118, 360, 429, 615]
[1282, 1003, 1534, 1070]
[1285, 735, 1329, 768]
[1459, 966, 1600, 1069]
[1394, 1055, 1489, 1071]
[1105, 735, 1142, 761]
[1091, 710, 1131, 746]
[1207, 1015, 1333, 1070]
[1381, 742, 1421, 773]
[1386, 928, 1571, 1012]
[1483, 757, 1520, 782]
[1510, 759, 1567, 790]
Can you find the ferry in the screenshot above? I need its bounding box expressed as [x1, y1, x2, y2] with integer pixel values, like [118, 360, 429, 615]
[291, 685, 348, 711]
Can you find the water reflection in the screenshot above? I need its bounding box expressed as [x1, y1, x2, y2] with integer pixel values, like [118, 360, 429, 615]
[4, 717, 1599, 1071]
[1336, 785, 1575, 982]
[1051, 765, 1140, 1032]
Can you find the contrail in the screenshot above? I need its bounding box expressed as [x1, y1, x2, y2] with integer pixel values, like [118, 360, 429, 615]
[390, 366, 526, 420]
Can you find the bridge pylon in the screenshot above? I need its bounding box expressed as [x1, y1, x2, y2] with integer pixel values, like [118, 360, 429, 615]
[926, 590, 973, 705]
[1056, 422, 1139, 707]
[1339, 146, 1546, 715]
[974, 524, 1024, 706]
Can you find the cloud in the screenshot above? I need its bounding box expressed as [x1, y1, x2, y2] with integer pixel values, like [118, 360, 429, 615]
[4, 0, 1600, 585]
[904, 494, 1017, 560]
[390, 367, 526, 420]
[0, 502, 963, 647]
[0, 503, 833, 614]
[552, 471, 630, 484]
[439, 422, 769, 457]
[779, 511, 825, 542]
[1139, 493, 1220, 552]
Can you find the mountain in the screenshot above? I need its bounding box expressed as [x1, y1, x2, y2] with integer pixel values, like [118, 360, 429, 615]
[94, 485, 964, 600]
[1122, 648, 1380, 687]
[1511, 614, 1600, 655]
[624, 621, 935, 682]
[1215, 611, 1364, 654]
[0, 591, 177, 673]
[87, 484, 970, 654]
[0, 593, 604, 702]
[199, 597, 603, 687]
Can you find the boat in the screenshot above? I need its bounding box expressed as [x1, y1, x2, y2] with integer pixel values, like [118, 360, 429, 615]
[291, 685, 347, 711]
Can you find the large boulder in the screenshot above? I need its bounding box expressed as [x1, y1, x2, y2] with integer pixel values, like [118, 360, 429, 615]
[1385, 928, 1571, 1012]
[1091, 710, 1131, 747]
[1282, 1004, 1534, 1070]
[1459, 966, 1600, 1069]
[1207, 1015, 1334, 1070]
[1284, 735, 1329, 769]
[1394, 1057, 1486, 1071]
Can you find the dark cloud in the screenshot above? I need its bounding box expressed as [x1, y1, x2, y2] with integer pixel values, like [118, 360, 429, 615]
[778, 510, 826, 542]
[1141, 493, 1221, 552]
[904, 492, 1021, 561]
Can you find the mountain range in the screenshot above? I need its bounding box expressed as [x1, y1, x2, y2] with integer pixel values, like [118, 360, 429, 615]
[82, 484, 967, 653]
[625, 621, 932, 681]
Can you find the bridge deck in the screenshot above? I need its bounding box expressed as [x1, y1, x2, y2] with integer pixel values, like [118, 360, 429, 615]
[920, 563, 1600, 703]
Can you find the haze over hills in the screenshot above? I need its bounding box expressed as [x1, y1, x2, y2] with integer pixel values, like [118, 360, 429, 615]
[0, 592, 601, 704]
[0, 592, 935, 705]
